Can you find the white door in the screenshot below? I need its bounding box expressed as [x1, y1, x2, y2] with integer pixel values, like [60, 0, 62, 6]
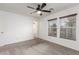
[33, 20, 38, 38]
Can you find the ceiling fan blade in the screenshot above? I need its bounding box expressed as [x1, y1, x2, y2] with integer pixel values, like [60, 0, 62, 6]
[27, 6, 35, 9]
[41, 10, 51, 12]
[41, 3, 46, 9]
[36, 4, 40, 10]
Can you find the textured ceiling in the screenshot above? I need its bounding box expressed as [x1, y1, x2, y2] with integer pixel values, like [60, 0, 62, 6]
[0, 3, 78, 18]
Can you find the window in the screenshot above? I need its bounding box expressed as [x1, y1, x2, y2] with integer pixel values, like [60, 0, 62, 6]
[59, 13, 77, 41]
[48, 18, 57, 37]
[48, 13, 77, 41]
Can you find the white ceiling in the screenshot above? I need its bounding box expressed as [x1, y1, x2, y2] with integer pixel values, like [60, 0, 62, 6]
[0, 3, 78, 18]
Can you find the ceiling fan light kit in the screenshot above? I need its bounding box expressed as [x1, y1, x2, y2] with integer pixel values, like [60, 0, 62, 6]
[37, 11, 42, 14]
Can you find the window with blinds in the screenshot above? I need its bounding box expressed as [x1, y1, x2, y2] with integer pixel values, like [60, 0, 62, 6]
[59, 13, 77, 41]
[48, 13, 77, 41]
[48, 18, 57, 37]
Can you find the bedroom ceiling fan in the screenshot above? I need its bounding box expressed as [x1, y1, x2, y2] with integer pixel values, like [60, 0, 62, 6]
[27, 3, 54, 16]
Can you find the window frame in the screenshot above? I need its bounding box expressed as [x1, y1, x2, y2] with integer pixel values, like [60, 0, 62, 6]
[48, 18, 57, 37]
[59, 13, 77, 41]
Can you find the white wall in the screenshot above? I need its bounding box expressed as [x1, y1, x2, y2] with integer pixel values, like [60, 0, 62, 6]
[0, 10, 36, 46]
[39, 5, 79, 51]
